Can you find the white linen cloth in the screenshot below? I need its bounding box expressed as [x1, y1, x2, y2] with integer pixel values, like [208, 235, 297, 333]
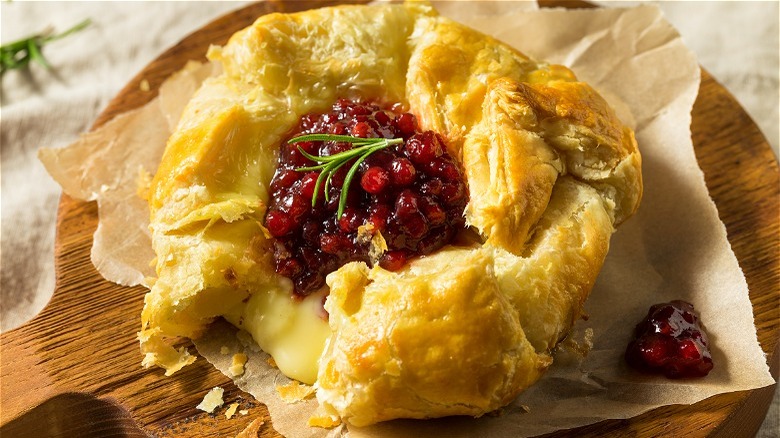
[1, 1, 777, 435]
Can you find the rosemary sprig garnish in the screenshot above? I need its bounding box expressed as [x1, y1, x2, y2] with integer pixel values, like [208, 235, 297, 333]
[1, 18, 91, 74]
[291, 133, 404, 218]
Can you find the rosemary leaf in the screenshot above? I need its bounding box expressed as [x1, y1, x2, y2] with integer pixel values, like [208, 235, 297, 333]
[290, 134, 403, 218]
[338, 144, 387, 217]
[27, 39, 49, 68]
[0, 18, 91, 74]
[288, 133, 384, 145]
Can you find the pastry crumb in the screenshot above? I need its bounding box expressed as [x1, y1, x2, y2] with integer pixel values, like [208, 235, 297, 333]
[196, 387, 224, 413]
[266, 357, 277, 368]
[368, 227, 389, 264]
[138, 331, 196, 376]
[139, 79, 150, 91]
[239, 409, 249, 416]
[229, 353, 248, 377]
[356, 223, 375, 245]
[308, 412, 341, 428]
[276, 380, 315, 403]
[583, 328, 594, 350]
[225, 402, 239, 419]
[236, 418, 265, 438]
[559, 327, 594, 358]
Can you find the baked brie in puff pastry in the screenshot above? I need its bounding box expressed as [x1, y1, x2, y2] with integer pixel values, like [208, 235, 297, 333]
[140, 1, 642, 427]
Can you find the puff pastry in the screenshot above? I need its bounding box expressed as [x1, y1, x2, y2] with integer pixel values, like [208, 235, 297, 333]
[140, 1, 642, 427]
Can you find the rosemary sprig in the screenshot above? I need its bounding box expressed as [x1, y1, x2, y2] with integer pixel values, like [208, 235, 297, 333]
[290, 133, 404, 218]
[1, 18, 91, 74]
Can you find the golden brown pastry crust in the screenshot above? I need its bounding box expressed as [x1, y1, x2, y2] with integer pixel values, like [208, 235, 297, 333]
[141, 1, 642, 426]
[319, 250, 551, 426]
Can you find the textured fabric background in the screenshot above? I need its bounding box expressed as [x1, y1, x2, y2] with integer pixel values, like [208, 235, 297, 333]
[1, 1, 777, 435]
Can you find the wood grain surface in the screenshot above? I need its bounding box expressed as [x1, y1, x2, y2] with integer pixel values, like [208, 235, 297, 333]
[1, 1, 778, 437]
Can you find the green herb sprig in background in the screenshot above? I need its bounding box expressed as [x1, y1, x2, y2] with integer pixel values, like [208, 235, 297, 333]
[1, 18, 91, 74]
[291, 134, 404, 219]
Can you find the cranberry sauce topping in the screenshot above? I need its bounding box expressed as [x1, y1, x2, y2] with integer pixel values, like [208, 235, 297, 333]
[264, 99, 468, 297]
[625, 300, 713, 378]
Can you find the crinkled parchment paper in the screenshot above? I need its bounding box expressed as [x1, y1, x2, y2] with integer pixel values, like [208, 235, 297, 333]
[39, 3, 774, 437]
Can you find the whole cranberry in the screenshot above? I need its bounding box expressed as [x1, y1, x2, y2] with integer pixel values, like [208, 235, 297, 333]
[394, 190, 421, 218]
[361, 167, 390, 194]
[299, 172, 320, 200]
[338, 207, 364, 233]
[389, 158, 416, 186]
[405, 131, 443, 164]
[394, 113, 418, 136]
[368, 204, 392, 230]
[380, 251, 407, 271]
[271, 169, 300, 193]
[265, 209, 294, 237]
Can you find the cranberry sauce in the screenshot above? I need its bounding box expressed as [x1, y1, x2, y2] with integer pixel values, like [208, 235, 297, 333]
[264, 99, 468, 297]
[625, 300, 714, 378]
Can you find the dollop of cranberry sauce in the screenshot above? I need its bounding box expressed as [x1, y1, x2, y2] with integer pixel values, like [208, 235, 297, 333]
[625, 300, 713, 378]
[263, 99, 468, 297]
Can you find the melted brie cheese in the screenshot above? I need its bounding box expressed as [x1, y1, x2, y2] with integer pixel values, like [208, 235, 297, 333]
[224, 285, 330, 384]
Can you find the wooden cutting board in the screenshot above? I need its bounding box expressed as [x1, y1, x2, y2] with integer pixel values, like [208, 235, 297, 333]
[2, 1, 778, 437]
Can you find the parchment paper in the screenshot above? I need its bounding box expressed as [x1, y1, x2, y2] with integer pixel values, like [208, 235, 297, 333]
[39, 3, 775, 437]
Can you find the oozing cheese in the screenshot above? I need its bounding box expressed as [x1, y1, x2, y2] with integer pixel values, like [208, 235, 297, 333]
[224, 286, 330, 384]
